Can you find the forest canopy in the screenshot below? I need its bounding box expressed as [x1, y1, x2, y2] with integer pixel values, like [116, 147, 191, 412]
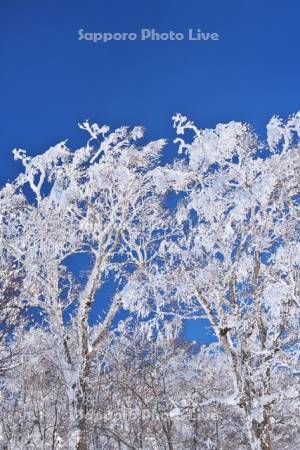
[0, 113, 299, 450]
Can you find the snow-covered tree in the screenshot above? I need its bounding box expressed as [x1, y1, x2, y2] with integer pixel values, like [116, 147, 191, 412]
[1, 122, 171, 449]
[158, 112, 300, 450]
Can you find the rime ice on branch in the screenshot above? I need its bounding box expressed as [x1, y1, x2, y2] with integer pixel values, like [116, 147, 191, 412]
[0, 113, 299, 450]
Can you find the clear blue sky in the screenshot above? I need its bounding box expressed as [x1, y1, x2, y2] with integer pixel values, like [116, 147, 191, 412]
[1, 0, 299, 341]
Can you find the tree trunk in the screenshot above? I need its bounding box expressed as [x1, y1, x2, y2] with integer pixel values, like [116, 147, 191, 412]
[75, 364, 91, 450]
[244, 408, 272, 450]
[252, 408, 272, 450]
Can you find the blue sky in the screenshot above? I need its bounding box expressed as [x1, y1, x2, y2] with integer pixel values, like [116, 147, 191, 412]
[1, 0, 299, 341]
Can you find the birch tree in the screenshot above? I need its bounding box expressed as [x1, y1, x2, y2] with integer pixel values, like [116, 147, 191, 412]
[1, 122, 170, 450]
[158, 112, 300, 450]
